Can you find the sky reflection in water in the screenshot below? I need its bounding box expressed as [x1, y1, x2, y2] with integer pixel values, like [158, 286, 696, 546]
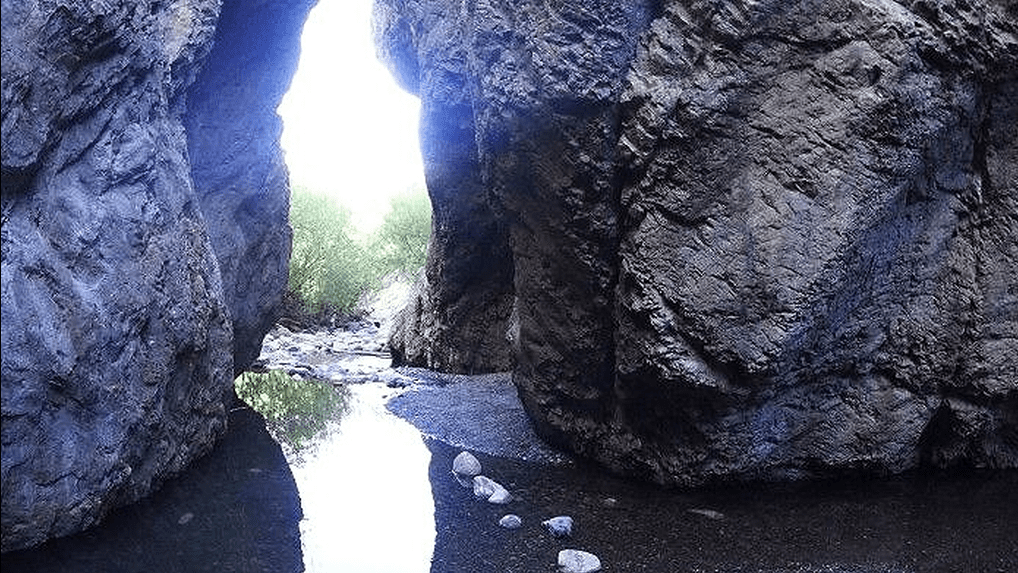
[266, 380, 435, 573]
[239, 370, 1018, 573]
[4, 367, 1015, 572]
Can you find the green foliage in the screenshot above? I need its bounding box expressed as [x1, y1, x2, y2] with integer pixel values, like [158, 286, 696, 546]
[288, 185, 374, 313]
[235, 370, 349, 455]
[371, 188, 432, 277]
[286, 183, 432, 321]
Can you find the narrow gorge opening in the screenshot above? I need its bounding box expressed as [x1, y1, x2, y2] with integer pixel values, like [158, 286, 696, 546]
[230, 2, 438, 571]
[5, 0, 1014, 569]
[277, 0, 431, 326]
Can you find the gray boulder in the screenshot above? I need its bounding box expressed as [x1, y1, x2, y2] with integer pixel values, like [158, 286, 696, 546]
[375, 0, 1018, 485]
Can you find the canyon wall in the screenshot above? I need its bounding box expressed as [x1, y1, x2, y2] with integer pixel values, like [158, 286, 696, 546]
[1, 0, 310, 550]
[377, 0, 1018, 484]
[377, 0, 516, 373]
[185, 0, 310, 373]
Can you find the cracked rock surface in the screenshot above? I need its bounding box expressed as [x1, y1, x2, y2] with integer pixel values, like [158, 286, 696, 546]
[1, 0, 312, 550]
[375, 0, 1018, 485]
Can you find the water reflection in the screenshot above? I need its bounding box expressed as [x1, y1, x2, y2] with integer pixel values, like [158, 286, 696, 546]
[235, 370, 350, 457]
[2, 399, 303, 573]
[263, 382, 435, 573]
[5, 368, 1014, 573]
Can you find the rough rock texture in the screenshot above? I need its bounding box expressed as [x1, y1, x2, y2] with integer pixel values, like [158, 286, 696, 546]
[610, 0, 1018, 483]
[376, 0, 1018, 486]
[1, 0, 309, 551]
[376, 0, 515, 373]
[185, 0, 312, 374]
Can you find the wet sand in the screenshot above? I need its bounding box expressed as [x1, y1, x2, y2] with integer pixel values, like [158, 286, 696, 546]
[395, 375, 1018, 573]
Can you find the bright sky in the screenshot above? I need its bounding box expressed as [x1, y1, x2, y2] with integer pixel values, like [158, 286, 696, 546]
[278, 0, 424, 233]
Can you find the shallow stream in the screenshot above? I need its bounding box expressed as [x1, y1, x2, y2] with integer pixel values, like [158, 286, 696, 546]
[5, 330, 1016, 572]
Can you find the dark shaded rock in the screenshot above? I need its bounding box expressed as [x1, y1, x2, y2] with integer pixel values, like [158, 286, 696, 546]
[375, 0, 1018, 486]
[1, 0, 308, 551]
[609, 0, 1018, 484]
[1, 0, 229, 551]
[376, 0, 515, 373]
[185, 0, 315, 374]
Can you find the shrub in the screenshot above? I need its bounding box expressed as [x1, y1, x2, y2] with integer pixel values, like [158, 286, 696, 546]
[287, 185, 373, 315]
[284, 183, 432, 325]
[234, 370, 349, 454]
[371, 187, 432, 277]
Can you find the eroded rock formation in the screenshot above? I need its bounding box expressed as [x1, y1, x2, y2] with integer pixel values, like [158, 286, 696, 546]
[378, 0, 516, 373]
[377, 0, 1018, 485]
[1, 0, 309, 550]
[186, 0, 309, 373]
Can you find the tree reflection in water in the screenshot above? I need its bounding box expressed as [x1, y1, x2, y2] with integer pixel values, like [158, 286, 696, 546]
[235, 370, 351, 458]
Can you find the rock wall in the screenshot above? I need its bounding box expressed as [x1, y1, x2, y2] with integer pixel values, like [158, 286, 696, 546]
[186, 0, 313, 373]
[1, 0, 310, 551]
[376, 0, 516, 373]
[377, 0, 1018, 485]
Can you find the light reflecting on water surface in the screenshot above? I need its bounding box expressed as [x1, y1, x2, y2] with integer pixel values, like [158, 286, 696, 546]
[3, 365, 1015, 573]
[235, 370, 350, 456]
[282, 382, 435, 573]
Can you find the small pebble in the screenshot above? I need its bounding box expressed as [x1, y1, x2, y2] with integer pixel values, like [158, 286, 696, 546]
[488, 486, 512, 504]
[543, 515, 573, 538]
[498, 514, 522, 529]
[557, 549, 601, 573]
[687, 508, 725, 520]
[473, 475, 512, 504]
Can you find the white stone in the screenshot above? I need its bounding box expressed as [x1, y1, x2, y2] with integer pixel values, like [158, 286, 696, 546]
[452, 451, 482, 477]
[472, 475, 512, 504]
[498, 514, 522, 529]
[687, 508, 725, 520]
[487, 485, 512, 504]
[557, 549, 601, 573]
[543, 515, 573, 538]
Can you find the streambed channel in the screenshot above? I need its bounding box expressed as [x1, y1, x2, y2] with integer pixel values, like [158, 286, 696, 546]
[5, 323, 1016, 572]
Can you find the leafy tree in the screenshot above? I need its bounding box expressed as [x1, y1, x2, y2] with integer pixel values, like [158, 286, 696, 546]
[285, 183, 432, 323]
[235, 370, 349, 455]
[372, 187, 432, 277]
[287, 185, 371, 313]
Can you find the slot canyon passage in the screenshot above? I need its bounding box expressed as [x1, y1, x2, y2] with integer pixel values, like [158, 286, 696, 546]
[1, 0, 1017, 569]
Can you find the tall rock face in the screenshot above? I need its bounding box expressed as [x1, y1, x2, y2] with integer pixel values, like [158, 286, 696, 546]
[376, 0, 516, 373]
[377, 0, 1018, 485]
[1, 0, 309, 551]
[611, 0, 1017, 483]
[186, 0, 314, 374]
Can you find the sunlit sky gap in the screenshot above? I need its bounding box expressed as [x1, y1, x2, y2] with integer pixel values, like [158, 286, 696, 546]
[278, 0, 425, 233]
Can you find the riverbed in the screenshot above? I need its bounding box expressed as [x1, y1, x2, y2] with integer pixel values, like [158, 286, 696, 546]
[5, 324, 1017, 572]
